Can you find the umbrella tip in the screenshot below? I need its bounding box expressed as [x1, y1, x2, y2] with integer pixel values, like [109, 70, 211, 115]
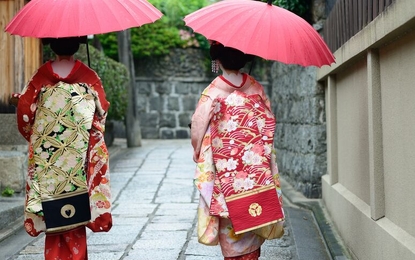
[267, 0, 273, 5]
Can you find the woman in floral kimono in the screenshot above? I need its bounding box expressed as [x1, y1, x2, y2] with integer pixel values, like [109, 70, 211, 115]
[191, 42, 284, 260]
[12, 37, 112, 260]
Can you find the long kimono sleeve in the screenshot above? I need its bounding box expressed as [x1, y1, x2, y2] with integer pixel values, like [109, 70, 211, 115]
[191, 93, 213, 162]
[90, 80, 110, 132]
[86, 78, 113, 233]
[257, 81, 272, 112]
[92, 80, 110, 115]
[16, 83, 39, 141]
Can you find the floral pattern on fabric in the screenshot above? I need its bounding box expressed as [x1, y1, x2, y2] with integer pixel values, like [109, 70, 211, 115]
[210, 91, 277, 205]
[192, 76, 284, 257]
[44, 226, 87, 260]
[16, 61, 112, 236]
[209, 91, 283, 234]
[28, 83, 94, 211]
[219, 218, 265, 257]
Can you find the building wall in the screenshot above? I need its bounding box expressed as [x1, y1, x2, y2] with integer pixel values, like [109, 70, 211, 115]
[381, 31, 415, 238]
[0, 0, 41, 191]
[318, 0, 415, 258]
[270, 64, 327, 198]
[0, 0, 41, 111]
[134, 77, 210, 139]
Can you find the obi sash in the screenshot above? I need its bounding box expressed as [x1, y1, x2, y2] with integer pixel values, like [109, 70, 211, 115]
[209, 90, 284, 234]
[27, 82, 95, 215]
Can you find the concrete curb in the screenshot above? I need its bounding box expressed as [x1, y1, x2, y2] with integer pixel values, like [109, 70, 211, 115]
[280, 178, 351, 260]
[0, 203, 24, 243]
[0, 216, 24, 243]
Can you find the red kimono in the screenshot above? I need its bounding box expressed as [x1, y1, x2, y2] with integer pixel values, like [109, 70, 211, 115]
[191, 74, 284, 258]
[16, 60, 112, 260]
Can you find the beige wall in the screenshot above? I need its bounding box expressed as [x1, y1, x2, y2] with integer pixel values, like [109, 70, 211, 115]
[318, 0, 415, 259]
[336, 59, 370, 205]
[381, 32, 415, 238]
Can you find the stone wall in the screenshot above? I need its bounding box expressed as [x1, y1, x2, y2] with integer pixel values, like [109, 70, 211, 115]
[134, 77, 211, 139]
[128, 48, 271, 140]
[0, 114, 28, 193]
[267, 0, 329, 198]
[270, 63, 326, 198]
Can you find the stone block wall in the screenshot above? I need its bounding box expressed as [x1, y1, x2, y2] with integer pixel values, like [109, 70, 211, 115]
[129, 48, 272, 140]
[134, 77, 211, 139]
[0, 151, 26, 192]
[0, 114, 28, 193]
[270, 63, 327, 198]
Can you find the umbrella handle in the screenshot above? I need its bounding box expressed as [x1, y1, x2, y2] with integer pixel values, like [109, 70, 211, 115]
[249, 58, 255, 75]
[86, 41, 91, 67]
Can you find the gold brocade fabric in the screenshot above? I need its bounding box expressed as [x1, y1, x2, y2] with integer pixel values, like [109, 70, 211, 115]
[27, 82, 96, 214]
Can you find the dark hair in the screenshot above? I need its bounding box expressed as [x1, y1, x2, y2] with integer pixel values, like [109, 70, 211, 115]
[42, 37, 86, 56]
[210, 42, 254, 70]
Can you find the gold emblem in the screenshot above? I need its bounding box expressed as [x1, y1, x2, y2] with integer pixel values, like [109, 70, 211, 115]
[61, 204, 76, 218]
[248, 203, 262, 217]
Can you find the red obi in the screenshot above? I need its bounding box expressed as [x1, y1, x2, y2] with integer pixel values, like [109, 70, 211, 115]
[210, 91, 284, 234]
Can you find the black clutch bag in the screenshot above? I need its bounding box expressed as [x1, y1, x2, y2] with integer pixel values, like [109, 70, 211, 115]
[41, 190, 91, 233]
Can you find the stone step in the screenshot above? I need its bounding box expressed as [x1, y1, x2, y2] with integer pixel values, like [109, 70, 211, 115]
[0, 195, 25, 242]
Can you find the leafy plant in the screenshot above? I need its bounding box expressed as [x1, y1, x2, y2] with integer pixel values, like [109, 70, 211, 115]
[97, 0, 211, 61]
[2, 187, 14, 197]
[76, 45, 129, 122]
[266, 0, 310, 20]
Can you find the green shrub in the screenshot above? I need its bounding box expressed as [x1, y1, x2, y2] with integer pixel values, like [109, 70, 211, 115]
[97, 0, 210, 61]
[1, 187, 14, 197]
[267, 0, 310, 20]
[98, 22, 185, 61]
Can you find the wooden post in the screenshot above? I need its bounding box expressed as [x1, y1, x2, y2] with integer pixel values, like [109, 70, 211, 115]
[118, 30, 142, 147]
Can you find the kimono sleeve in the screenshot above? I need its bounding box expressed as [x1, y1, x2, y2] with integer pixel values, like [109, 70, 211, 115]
[191, 93, 213, 162]
[91, 80, 110, 116]
[257, 81, 272, 112]
[16, 83, 39, 141]
[89, 80, 110, 134]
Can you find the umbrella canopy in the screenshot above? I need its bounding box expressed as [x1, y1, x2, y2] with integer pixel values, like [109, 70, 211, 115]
[5, 0, 163, 38]
[184, 0, 335, 67]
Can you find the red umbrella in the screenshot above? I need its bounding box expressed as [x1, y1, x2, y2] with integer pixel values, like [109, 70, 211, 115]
[5, 0, 163, 38]
[184, 0, 335, 67]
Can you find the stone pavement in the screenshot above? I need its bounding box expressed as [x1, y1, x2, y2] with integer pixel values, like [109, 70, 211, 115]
[0, 139, 349, 260]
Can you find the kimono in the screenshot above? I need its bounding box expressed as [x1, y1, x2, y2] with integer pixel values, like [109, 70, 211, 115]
[191, 74, 284, 258]
[16, 60, 112, 259]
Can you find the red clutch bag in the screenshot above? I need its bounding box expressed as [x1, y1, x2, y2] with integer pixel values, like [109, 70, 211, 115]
[226, 185, 283, 234]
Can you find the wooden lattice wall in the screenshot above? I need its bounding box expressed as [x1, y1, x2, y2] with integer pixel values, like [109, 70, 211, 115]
[0, 0, 42, 113]
[323, 0, 395, 52]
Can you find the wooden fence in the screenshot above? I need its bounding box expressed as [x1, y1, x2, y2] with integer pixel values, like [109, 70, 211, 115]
[323, 0, 395, 52]
[0, 0, 42, 113]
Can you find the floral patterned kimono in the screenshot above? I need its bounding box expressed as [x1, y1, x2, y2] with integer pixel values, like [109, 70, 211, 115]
[191, 74, 284, 258]
[16, 60, 112, 259]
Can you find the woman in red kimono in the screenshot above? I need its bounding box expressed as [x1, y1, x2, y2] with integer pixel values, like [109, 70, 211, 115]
[191, 42, 284, 260]
[12, 37, 112, 260]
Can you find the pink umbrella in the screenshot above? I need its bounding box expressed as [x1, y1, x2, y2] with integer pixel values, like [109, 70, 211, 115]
[184, 0, 335, 67]
[5, 0, 163, 38]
